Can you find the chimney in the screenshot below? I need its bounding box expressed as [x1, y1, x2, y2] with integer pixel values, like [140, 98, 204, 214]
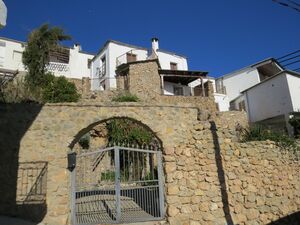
[74, 43, 82, 51]
[151, 37, 159, 54]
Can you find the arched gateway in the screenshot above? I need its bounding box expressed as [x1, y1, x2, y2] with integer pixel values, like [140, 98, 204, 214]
[69, 118, 165, 225]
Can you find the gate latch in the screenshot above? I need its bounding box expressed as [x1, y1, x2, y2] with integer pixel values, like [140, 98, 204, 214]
[67, 152, 77, 171]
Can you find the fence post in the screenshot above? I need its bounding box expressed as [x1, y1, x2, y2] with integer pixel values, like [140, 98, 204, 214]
[115, 147, 121, 222]
[70, 166, 77, 225]
[157, 151, 165, 218]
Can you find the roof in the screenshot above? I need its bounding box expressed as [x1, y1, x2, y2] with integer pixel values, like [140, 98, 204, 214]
[91, 40, 149, 62]
[0, 36, 95, 56]
[91, 39, 187, 62]
[217, 58, 284, 80]
[242, 70, 300, 93]
[159, 69, 208, 85]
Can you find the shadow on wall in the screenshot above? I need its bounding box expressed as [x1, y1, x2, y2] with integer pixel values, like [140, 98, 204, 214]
[0, 103, 46, 223]
[267, 211, 300, 225]
[210, 121, 234, 225]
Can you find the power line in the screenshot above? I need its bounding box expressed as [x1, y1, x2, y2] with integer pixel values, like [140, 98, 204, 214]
[282, 59, 300, 67]
[278, 54, 300, 63]
[276, 50, 300, 60]
[272, 0, 300, 12]
[287, 0, 300, 7]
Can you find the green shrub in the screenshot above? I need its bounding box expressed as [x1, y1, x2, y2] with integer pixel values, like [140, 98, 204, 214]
[78, 133, 90, 149]
[106, 119, 153, 146]
[289, 117, 300, 138]
[112, 93, 139, 102]
[240, 125, 296, 149]
[42, 75, 80, 103]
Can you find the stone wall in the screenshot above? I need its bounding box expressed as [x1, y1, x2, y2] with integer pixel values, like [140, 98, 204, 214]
[0, 103, 299, 225]
[164, 118, 300, 225]
[115, 60, 217, 115]
[67, 77, 91, 95]
[0, 102, 198, 225]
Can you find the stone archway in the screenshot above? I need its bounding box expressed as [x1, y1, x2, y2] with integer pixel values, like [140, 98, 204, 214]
[12, 103, 198, 224]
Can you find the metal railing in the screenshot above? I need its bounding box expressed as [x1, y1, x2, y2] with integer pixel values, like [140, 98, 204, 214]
[116, 49, 142, 67]
[17, 161, 48, 204]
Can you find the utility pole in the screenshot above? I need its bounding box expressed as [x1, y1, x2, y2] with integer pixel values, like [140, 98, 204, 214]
[0, 0, 7, 28]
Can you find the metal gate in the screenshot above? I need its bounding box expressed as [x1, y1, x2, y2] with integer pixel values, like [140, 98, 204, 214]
[70, 146, 165, 225]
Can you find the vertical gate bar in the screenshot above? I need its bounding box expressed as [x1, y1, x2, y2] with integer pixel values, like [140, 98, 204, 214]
[157, 151, 164, 218]
[114, 147, 121, 223]
[70, 163, 77, 225]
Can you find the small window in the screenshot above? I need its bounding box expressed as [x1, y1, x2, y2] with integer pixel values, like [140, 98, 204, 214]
[87, 59, 92, 69]
[174, 86, 184, 96]
[13, 51, 22, 62]
[170, 62, 178, 70]
[126, 53, 137, 63]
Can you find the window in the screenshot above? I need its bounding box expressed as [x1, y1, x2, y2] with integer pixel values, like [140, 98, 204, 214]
[174, 86, 184, 96]
[13, 51, 22, 62]
[126, 53, 137, 63]
[170, 62, 178, 70]
[87, 59, 92, 69]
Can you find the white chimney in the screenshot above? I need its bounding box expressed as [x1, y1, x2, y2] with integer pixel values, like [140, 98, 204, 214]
[74, 43, 82, 51]
[151, 37, 159, 54]
[0, 0, 7, 28]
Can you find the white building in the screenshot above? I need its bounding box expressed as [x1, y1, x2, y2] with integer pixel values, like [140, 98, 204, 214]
[90, 38, 188, 91]
[91, 38, 229, 111]
[215, 58, 283, 111]
[243, 70, 300, 134]
[0, 37, 94, 79]
[0, 0, 7, 28]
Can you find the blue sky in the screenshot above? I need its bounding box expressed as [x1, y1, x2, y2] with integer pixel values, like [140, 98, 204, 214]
[1, 0, 300, 77]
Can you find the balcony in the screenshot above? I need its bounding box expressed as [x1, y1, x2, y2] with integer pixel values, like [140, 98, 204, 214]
[46, 62, 69, 76]
[116, 49, 146, 67]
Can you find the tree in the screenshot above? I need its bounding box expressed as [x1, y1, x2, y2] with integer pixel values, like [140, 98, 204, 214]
[23, 24, 71, 89]
[22, 24, 79, 102]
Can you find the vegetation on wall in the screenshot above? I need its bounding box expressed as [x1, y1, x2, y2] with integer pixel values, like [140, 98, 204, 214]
[20, 23, 79, 103]
[240, 125, 299, 154]
[112, 92, 139, 102]
[289, 117, 300, 138]
[106, 119, 154, 146]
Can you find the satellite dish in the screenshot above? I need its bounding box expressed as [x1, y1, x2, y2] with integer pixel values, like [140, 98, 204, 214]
[0, 0, 7, 28]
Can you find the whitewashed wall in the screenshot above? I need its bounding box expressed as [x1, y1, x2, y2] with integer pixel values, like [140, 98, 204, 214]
[0, 38, 26, 71]
[218, 68, 261, 102]
[0, 38, 93, 79]
[286, 73, 300, 112]
[68, 47, 93, 79]
[244, 73, 293, 123]
[157, 51, 188, 70]
[163, 81, 191, 96]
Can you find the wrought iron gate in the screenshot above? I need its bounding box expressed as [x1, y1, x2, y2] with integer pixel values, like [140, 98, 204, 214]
[71, 146, 165, 225]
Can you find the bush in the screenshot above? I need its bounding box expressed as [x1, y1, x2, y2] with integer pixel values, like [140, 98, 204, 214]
[42, 74, 80, 103]
[240, 125, 296, 149]
[112, 92, 139, 102]
[289, 117, 300, 138]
